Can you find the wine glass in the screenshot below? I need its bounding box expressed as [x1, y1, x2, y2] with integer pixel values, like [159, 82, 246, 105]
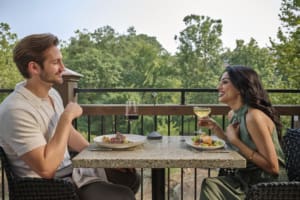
[193, 106, 211, 134]
[125, 100, 139, 133]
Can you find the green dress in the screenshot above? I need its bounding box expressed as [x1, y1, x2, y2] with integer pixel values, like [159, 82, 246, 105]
[200, 104, 288, 200]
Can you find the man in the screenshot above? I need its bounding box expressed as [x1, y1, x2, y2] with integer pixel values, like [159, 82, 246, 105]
[0, 33, 139, 200]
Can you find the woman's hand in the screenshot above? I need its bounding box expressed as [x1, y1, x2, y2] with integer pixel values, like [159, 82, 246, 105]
[198, 117, 227, 140]
[198, 116, 217, 130]
[225, 122, 240, 145]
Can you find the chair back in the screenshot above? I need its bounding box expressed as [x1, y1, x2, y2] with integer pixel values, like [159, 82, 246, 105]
[0, 146, 79, 200]
[283, 128, 300, 181]
[0, 146, 15, 184]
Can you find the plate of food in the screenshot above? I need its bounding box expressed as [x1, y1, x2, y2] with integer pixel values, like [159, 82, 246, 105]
[94, 132, 146, 149]
[186, 134, 225, 150]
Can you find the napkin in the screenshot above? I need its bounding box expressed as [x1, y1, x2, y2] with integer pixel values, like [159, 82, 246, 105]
[72, 168, 108, 188]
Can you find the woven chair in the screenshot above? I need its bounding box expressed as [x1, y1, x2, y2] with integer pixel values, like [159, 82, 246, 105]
[0, 146, 80, 200]
[218, 128, 300, 200]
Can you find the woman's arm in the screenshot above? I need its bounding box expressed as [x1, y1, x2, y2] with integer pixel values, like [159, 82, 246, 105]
[227, 108, 279, 175]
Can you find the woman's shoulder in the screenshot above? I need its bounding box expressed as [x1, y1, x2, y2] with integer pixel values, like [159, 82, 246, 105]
[246, 107, 274, 126]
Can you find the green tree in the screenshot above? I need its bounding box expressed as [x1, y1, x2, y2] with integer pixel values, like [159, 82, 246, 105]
[114, 28, 179, 104]
[222, 38, 284, 89]
[175, 15, 224, 89]
[174, 15, 224, 104]
[270, 0, 300, 88]
[0, 23, 22, 88]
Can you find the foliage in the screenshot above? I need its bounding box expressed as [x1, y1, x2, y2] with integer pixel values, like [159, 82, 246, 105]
[175, 15, 224, 89]
[222, 38, 285, 89]
[174, 15, 224, 104]
[0, 23, 23, 88]
[63, 28, 122, 89]
[62, 26, 177, 106]
[270, 0, 300, 88]
[157, 118, 180, 136]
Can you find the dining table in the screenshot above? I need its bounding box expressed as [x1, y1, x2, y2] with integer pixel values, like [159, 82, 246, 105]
[72, 135, 246, 200]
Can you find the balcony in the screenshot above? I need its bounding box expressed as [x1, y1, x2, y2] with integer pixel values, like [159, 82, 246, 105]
[0, 70, 299, 200]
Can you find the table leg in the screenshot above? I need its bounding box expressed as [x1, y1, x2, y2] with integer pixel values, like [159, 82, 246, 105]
[152, 168, 165, 200]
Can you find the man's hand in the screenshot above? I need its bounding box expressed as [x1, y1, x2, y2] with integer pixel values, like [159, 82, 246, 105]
[63, 102, 83, 121]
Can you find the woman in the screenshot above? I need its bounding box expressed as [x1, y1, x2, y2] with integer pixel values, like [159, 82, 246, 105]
[199, 66, 287, 200]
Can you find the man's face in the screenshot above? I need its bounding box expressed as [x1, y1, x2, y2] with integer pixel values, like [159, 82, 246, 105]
[39, 45, 65, 85]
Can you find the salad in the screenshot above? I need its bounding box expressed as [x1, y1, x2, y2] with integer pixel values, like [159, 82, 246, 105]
[191, 134, 223, 147]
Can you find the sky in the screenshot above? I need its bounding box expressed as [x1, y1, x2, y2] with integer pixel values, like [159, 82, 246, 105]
[0, 0, 282, 54]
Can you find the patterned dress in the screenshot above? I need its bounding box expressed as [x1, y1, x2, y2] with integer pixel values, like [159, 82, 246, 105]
[200, 104, 288, 200]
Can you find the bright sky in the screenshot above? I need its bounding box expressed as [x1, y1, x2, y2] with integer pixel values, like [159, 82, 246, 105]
[0, 0, 282, 54]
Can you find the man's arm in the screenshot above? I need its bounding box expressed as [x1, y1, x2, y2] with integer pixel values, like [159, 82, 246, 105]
[20, 102, 82, 178]
[68, 126, 89, 152]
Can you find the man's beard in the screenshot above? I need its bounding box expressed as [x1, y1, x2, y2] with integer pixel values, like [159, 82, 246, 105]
[40, 71, 63, 85]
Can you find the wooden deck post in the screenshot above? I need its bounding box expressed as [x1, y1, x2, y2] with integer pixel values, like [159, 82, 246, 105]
[54, 68, 83, 107]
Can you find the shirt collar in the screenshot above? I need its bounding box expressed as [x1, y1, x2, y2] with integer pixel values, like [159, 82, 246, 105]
[14, 81, 50, 107]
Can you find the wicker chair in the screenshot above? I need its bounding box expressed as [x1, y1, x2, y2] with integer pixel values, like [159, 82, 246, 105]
[219, 128, 300, 200]
[0, 146, 80, 200]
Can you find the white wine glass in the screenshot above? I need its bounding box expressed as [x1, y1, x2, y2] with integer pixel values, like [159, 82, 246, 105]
[193, 106, 211, 134]
[125, 100, 139, 133]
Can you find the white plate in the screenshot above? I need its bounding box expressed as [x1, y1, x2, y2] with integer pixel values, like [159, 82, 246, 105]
[185, 136, 225, 150]
[94, 134, 146, 149]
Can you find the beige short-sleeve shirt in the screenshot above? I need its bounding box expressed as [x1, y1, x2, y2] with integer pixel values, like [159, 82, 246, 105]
[0, 82, 71, 177]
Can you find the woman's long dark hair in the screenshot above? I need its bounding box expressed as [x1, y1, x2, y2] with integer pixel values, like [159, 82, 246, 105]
[225, 66, 282, 140]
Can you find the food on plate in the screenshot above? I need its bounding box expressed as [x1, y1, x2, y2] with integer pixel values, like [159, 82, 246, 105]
[102, 132, 130, 144]
[191, 133, 223, 147]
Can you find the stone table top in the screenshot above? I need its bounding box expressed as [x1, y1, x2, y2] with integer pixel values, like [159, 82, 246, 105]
[72, 136, 246, 169]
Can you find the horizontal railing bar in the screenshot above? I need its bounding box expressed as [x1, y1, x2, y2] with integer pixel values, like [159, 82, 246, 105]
[0, 89, 14, 93]
[267, 89, 300, 93]
[75, 88, 217, 93]
[2, 88, 300, 94]
[74, 88, 300, 94]
[80, 104, 300, 116]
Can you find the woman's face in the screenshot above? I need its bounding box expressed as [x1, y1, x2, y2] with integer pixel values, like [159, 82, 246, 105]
[217, 72, 240, 104]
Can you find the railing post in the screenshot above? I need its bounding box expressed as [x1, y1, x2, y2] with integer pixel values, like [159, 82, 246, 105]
[54, 68, 83, 106]
[294, 115, 300, 128]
